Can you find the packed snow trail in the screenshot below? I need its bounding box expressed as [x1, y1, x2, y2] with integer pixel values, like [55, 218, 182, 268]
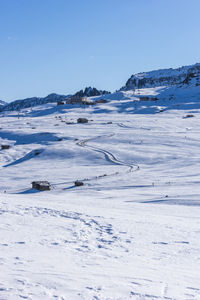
[54, 134, 139, 190]
[76, 134, 139, 172]
[3, 133, 138, 193]
[49, 134, 139, 191]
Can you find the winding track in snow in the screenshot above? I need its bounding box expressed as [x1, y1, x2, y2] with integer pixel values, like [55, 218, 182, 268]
[76, 133, 139, 173]
[52, 134, 139, 189]
[6, 131, 139, 192]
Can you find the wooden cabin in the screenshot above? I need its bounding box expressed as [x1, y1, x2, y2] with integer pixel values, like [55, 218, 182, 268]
[32, 181, 51, 191]
[139, 96, 150, 101]
[1, 145, 10, 150]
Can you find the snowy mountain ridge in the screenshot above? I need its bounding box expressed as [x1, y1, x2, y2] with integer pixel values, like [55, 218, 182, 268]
[1, 63, 200, 114]
[0, 93, 69, 112]
[0, 100, 7, 106]
[0, 87, 110, 112]
[1, 63, 200, 299]
[122, 62, 200, 90]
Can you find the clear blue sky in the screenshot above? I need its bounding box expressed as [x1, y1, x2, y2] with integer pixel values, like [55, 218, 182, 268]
[0, 0, 200, 102]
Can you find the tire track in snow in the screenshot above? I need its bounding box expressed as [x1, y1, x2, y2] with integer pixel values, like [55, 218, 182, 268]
[9, 134, 139, 192]
[52, 134, 139, 189]
[76, 133, 139, 173]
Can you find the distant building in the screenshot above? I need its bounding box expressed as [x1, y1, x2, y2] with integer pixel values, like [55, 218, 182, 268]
[32, 181, 51, 191]
[139, 96, 150, 101]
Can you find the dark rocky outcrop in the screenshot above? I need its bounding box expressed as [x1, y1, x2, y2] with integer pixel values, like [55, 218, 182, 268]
[121, 63, 200, 90]
[74, 87, 110, 98]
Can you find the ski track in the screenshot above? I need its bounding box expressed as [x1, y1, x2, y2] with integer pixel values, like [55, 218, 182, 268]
[52, 133, 138, 190]
[2, 132, 138, 192]
[76, 133, 138, 173]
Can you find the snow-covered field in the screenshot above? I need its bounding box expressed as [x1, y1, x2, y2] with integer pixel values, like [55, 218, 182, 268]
[0, 92, 200, 299]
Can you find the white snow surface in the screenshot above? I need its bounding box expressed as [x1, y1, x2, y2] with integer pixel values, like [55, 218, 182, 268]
[131, 63, 200, 80]
[122, 63, 200, 90]
[0, 100, 7, 106]
[0, 89, 200, 299]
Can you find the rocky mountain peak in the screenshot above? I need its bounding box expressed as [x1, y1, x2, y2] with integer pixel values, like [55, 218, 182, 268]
[74, 87, 110, 98]
[121, 63, 200, 90]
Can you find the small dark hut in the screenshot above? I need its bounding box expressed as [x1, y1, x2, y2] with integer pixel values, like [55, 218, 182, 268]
[1, 145, 10, 150]
[74, 180, 84, 187]
[57, 101, 65, 106]
[185, 114, 194, 118]
[95, 99, 108, 104]
[77, 118, 88, 124]
[66, 97, 82, 104]
[139, 96, 150, 101]
[32, 181, 51, 191]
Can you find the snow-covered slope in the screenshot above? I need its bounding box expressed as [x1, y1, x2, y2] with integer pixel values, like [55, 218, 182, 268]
[85, 63, 200, 114]
[0, 93, 70, 112]
[0, 88, 110, 113]
[1, 96, 200, 299]
[122, 63, 200, 90]
[0, 100, 7, 107]
[1, 63, 200, 299]
[1, 63, 200, 114]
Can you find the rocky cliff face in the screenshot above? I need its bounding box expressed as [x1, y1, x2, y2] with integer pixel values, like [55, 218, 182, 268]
[121, 63, 200, 90]
[74, 87, 110, 98]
